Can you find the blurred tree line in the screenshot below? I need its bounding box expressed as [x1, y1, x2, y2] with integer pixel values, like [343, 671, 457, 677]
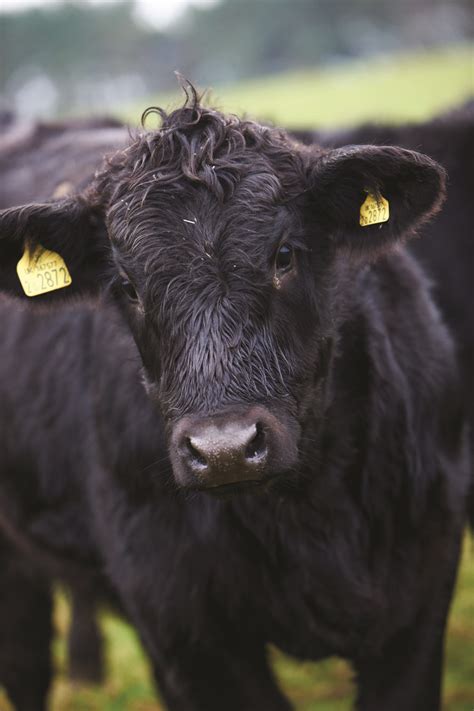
[0, 0, 472, 116]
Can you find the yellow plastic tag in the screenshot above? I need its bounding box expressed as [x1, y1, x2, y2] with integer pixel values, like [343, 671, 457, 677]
[16, 244, 72, 297]
[359, 193, 390, 227]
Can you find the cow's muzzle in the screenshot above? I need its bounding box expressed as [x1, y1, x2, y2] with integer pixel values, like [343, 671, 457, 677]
[170, 405, 298, 491]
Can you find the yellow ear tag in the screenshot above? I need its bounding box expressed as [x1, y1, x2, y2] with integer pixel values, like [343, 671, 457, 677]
[359, 193, 390, 227]
[16, 244, 72, 297]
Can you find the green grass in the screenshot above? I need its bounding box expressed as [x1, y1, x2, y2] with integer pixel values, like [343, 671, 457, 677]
[122, 44, 473, 129]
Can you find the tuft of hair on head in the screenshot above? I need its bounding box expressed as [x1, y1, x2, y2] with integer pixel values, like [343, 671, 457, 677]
[96, 77, 304, 206]
[141, 75, 206, 132]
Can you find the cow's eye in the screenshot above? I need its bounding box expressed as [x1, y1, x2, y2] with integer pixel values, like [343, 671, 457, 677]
[275, 243, 294, 274]
[121, 277, 138, 302]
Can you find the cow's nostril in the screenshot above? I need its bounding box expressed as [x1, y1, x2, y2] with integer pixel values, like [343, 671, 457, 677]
[245, 423, 267, 461]
[185, 437, 208, 469]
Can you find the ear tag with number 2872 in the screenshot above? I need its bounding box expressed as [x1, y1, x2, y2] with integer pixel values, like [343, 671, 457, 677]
[359, 192, 390, 227]
[16, 244, 72, 297]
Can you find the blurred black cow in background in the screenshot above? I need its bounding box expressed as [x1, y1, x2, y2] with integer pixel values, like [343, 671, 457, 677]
[0, 98, 472, 711]
[0, 114, 126, 207]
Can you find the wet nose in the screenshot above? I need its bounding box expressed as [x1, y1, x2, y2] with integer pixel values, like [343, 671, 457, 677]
[187, 421, 267, 470]
[176, 417, 268, 487]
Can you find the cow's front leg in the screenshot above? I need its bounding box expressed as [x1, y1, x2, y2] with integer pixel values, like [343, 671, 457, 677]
[354, 544, 461, 711]
[67, 581, 104, 684]
[150, 638, 292, 711]
[355, 622, 446, 711]
[0, 538, 52, 711]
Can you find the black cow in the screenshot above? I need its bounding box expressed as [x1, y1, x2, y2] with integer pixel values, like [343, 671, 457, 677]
[0, 114, 126, 208]
[0, 115, 128, 302]
[0, 91, 471, 711]
[0, 113, 128, 689]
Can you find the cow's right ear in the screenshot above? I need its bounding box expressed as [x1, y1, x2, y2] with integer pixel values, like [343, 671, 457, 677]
[0, 194, 109, 299]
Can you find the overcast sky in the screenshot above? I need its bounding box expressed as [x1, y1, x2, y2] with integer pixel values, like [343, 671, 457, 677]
[0, 0, 219, 28]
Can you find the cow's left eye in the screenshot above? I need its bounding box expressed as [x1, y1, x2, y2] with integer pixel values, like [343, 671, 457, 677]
[275, 243, 294, 273]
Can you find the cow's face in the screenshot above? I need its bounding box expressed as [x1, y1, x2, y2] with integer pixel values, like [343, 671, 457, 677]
[0, 98, 446, 493]
[105, 162, 334, 492]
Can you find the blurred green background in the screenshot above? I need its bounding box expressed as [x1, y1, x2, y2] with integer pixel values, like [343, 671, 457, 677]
[0, 0, 473, 124]
[0, 1, 473, 710]
[125, 43, 473, 128]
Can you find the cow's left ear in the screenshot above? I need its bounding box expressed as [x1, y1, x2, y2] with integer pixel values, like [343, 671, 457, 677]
[308, 145, 446, 258]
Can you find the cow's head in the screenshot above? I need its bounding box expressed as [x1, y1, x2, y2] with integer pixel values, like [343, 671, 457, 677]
[0, 89, 446, 494]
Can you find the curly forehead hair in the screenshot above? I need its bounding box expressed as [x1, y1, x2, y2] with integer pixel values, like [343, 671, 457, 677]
[96, 81, 311, 204]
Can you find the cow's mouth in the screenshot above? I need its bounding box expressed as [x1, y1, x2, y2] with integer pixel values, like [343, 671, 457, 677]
[204, 479, 263, 497]
[196, 473, 285, 498]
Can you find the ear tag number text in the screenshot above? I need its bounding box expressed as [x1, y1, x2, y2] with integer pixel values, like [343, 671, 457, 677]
[360, 193, 390, 227]
[17, 244, 72, 297]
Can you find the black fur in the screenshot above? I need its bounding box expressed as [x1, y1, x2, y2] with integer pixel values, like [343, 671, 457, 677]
[0, 92, 470, 710]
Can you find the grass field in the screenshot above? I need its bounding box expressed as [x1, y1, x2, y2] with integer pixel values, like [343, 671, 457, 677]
[123, 44, 473, 128]
[1, 43, 473, 711]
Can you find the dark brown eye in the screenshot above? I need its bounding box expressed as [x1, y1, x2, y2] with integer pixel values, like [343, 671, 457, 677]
[121, 277, 138, 302]
[275, 243, 294, 273]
